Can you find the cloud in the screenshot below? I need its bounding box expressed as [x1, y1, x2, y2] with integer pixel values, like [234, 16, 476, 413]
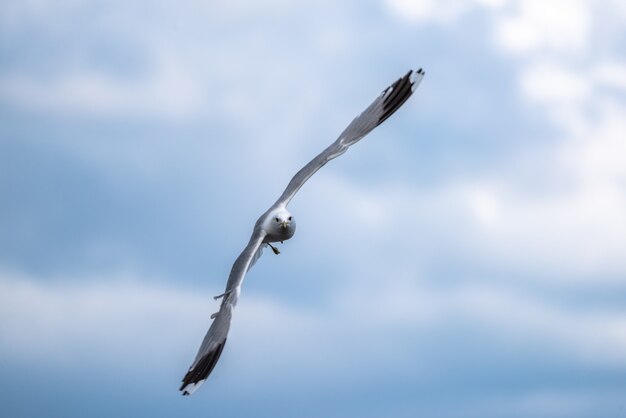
[300, 162, 626, 282]
[0, 0, 333, 124]
[4, 270, 625, 416]
[2, 0, 626, 416]
[384, 0, 505, 24]
[2, 268, 625, 387]
[0, 53, 206, 120]
[495, 0, 590, 55]
[0, 271, 208, 370]
[594, 61, 626, 91]
[519, 61, 591, 106]
[564, 99, 626, 184]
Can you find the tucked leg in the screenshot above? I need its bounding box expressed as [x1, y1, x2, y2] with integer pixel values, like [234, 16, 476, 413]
[213, 289, 233, 300]
[267, 242, 280, 255]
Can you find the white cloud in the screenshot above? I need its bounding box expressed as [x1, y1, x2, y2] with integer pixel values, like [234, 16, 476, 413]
[1, 269, 625, 386]
[0, 0, 83, 29]
[515, 60, 593, 134]
[594, 61, 626, 91]
[520, 61, 591, 105]
[464, 184, 502, 227]
[3, 0, 626, 413]
[495, 0, 590, 55]
[384, 0, 505, 24]
[385, 0, 468, 23]
[0, 53, 206, 120]
[0, 0, 332, 124]
[0, 271, 209, 369]
[491, 1, 626, 281]
[303, 167, 626, 280]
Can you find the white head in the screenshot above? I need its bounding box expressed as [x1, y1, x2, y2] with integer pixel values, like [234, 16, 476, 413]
[273, 209, 294, 228]
[268, 208, 296, 238]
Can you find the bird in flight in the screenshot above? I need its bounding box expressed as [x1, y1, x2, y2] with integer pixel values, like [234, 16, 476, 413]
[180, 68, 425, 395]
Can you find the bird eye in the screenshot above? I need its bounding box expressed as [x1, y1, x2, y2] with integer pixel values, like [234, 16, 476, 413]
[288, 216, 292, 221]
[275, 217, 280, 222]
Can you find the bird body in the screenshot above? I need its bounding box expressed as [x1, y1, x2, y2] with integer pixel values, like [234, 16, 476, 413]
[180, 68, 425, 395]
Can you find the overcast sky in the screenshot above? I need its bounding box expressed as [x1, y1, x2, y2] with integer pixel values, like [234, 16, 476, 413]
[2, 0, 626, 417]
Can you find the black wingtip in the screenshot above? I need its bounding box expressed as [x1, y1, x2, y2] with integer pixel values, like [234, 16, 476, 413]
[378, 69, 419, 125]
[179, 339, 227, 395]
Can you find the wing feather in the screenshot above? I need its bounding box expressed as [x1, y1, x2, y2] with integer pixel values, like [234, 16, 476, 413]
[180, 229, 266, 395]
[274, 68, 424, 207]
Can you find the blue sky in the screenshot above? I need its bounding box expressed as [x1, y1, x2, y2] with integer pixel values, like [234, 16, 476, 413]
[2, 0, 626, 416]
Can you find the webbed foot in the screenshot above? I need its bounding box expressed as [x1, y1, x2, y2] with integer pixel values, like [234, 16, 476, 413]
[268, 243, 280, 255]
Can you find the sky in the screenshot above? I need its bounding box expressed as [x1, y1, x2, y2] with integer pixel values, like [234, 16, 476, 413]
[1, 0, 626, 417]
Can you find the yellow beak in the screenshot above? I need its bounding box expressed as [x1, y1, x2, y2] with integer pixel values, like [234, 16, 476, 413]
[280, 221, 289, 229]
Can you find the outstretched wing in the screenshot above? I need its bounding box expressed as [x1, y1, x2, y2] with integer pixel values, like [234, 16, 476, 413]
[274, 68, 424, 207]
[180, 229, 266, 395]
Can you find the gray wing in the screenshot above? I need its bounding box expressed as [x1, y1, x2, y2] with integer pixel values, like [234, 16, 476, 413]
[180, 228, 266, 395]
[274, 68, 425, 207]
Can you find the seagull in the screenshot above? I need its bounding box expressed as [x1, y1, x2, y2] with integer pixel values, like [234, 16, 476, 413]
[180, 68, 425, 395]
